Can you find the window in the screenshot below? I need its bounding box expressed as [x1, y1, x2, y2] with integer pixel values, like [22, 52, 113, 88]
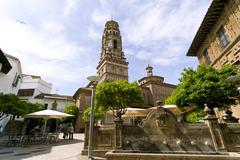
[12, 73, 20, 87]
[217, 26, 229, 48]
[119, 69, 123, 75]
[101, 68, 104, 75]
[45, 104, 48, 109]
[112, 66, 116, 73]
[113, 40, 117, 49]
[203, 49, 211, 65]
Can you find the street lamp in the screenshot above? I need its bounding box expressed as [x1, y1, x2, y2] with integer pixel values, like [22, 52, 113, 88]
[87, 75, 100, 160]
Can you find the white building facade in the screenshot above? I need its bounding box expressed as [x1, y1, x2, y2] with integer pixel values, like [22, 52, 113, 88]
[20, 74, 52, 96]
[32, 94, 73, 112]
[0, 53, 22, 94]
[18, 75, 73, 112]
[0, 50, 23, 133]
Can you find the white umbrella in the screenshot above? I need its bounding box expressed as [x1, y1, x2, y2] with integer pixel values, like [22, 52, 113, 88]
[25, 109, 74, 134]
[148, 105, 184, 117]
[107, 107, 148, 117]
[148, 104, 177, 110]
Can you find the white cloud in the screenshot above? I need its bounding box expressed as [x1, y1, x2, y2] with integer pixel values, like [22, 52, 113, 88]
[0, 20, 80, 60]
[123, 0, 208, 43]
[40, 20, 64, 34]
[120, 0, 211, 66]
[89, 0, 210, 68]
[0, 18, 94, 94]
[136, 51, 154, 61]
[63, 0, 77, 16]
[0, 0, 211, 94]
[152, 57, 179, 66]
[87, 26, 102, 41]
[92, 9, 110, 27]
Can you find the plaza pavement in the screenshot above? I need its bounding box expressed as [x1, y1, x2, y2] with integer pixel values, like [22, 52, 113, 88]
[0, 133, 101, 160]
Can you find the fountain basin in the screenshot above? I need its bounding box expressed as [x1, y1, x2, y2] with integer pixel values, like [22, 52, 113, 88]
[105, 150, 240, 160]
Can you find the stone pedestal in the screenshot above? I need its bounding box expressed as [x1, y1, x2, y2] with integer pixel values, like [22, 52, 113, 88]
[204, 115, 226, 152]
[114, 120, 123, 149]
[83, 122, 89, 150]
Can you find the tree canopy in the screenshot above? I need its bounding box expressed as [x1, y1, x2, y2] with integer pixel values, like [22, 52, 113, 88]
[0, 93, 44, 119]
[64, 103, 78, 116]
[95, 80, 143, 120]
[62, 103, 79, 123]
[83, 106, 104, 122]
[165, 65, 239, 109]
[51, 100, 58, 110]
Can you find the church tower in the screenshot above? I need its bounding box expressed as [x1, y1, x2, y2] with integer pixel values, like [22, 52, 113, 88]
[96, 20, 128, 83]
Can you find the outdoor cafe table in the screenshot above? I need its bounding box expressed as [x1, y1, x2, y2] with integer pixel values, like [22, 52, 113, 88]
[7, 132, 60, 146]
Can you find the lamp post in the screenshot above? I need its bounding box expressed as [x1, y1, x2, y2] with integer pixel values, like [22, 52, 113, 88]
[87, 75, 100, 160]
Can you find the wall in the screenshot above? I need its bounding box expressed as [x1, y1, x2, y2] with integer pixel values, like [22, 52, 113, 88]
[221, 123, 240, 152]
[30, 97, 71, 112]
[197, 0, 240, 67]
[74, 91, 91, 132]
[151, 83, 176, 106]
[105, 151, 240, 160]
[141, 82, 176, 106]
[20, 75, 52, 96]
[0, 54, 22, 94]
[193, 0, 240, 120]
[0, 54, 22, 134]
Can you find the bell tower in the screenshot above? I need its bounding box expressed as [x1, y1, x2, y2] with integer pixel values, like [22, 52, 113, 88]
[97, 20, 128, 83]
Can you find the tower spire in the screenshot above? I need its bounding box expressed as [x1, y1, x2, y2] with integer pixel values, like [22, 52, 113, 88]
[146, 64, 153, 77]
[97, 20, 128, 83]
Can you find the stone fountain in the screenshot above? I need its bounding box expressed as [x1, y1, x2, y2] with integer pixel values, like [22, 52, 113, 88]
[82, 102, 240, 159]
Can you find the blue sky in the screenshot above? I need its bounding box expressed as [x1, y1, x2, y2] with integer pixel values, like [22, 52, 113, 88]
[0, 0, 211, 96]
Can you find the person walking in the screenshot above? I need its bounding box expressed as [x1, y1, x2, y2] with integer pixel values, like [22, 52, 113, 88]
[63, 124, 69, 139]
[68, 123, 74, 140]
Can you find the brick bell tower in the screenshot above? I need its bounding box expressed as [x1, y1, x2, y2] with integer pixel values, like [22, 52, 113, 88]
[96, 20, 129, 83]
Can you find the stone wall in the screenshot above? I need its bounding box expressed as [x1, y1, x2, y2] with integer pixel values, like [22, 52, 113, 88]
[106, 151, 240, 160]
[197, 0, 240, 67]
[221, 123, 240, 152]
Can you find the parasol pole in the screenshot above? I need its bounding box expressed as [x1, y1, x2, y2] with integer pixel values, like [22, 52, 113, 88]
[43, 118, 48, 134]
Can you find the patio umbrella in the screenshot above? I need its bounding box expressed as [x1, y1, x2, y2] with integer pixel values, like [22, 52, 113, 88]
[25, 109, 74, 134]
[148, 105, 184, 117]
[148, 104, 177, 110]
[107, 107, 148, 117]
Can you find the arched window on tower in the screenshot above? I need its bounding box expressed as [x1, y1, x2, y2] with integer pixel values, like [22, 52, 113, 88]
[113, 40, 117, 49]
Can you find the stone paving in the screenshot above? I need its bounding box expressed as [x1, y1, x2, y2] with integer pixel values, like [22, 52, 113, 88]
[0, 133, 92, 160]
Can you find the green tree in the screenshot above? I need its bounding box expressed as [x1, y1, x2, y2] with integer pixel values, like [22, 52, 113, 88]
[165, 65, 239, 109]
[83, 106, 104, 122]
[0, 93, 44, 119]
[95, 80, 143, 120]
[185, 109, 207, 123]
[51, 100, 58, 110]
[27, 102, 45, 113]
[63, 103, 78, 124]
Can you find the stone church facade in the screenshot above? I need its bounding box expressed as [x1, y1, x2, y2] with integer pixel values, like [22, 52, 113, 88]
[139, 65, 176, 107]
[73, 20, 176, 132]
